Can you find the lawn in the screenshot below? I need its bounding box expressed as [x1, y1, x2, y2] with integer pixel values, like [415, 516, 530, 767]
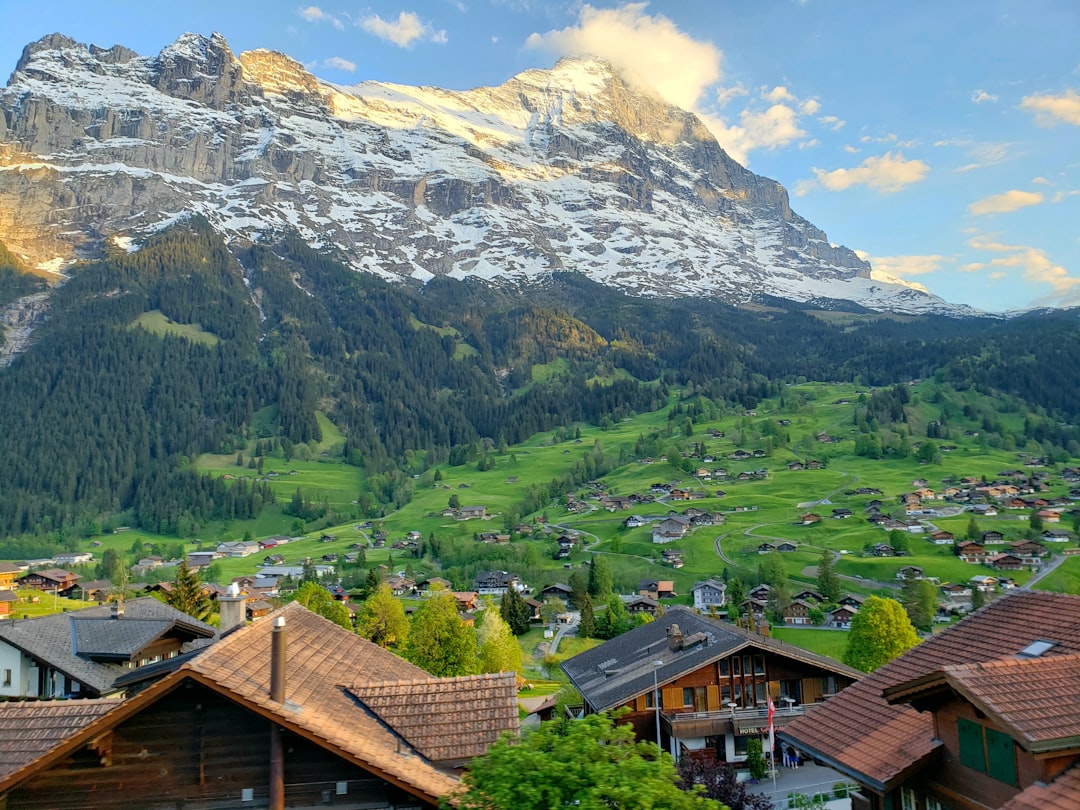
[1034, 556, 1080, 594]
[770, 627, 850, 664]
[130, 310, 219, 346]
[7, 589, 95, 618]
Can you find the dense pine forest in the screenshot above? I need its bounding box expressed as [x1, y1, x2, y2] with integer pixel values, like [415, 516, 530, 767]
[1, 217, 1079, 548]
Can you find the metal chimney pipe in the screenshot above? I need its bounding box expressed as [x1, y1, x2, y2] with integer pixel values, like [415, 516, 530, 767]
[270, 616, 286, 703]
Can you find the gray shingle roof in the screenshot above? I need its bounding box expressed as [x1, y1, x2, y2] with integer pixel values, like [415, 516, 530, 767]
[560, 606, 860, 712]
[0, 597, 216, 696]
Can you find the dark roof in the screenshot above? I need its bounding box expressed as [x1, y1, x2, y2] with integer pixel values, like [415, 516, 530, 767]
[0, 562, 21, 575]
[0, 597, 216, 696]
[781, 591, 1080, 792]
[560, 606, 860, 713]
[0, 700, 117, 780]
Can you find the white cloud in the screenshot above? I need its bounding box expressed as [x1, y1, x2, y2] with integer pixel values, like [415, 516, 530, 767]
[799, 138, 819, 149]
[968, 189, 1044, 216]
[800, 98, 821, 115]
[525, 3, 722, 113]
[989, 272, 1007, 281]
[855, 252, 947, 276]
[968, 233, 1080, 305]
[299, 5, 344, 31]
[1032, 176, 1050, 185]
[796, 151, 929, 195]
[715, 83, 749, 107]
[764, 86, 795, 103]
[361, 11, 446, 48]
[322, 56, 356, 72]
[971, 89, 997, 104]
[843, 144, 859, 154]
[1021, 89, 1080, 126]
[1053, 190, 1080, 203]
[819, 115, 845, 131]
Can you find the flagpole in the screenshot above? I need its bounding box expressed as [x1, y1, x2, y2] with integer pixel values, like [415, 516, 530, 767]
[768, 694, 777, 791]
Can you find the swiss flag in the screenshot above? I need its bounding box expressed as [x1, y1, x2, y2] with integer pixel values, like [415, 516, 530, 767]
[767, 695, 776, 753]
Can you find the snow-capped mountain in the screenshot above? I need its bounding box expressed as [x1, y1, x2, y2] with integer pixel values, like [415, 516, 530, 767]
[0, 32, 975, 315]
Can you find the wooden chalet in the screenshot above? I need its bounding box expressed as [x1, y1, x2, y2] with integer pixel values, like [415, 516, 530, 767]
[15, 568, 80, 596]
[561, 608, 860, 765]
[782, 591, 1080, 810]
[0, 603, 519, 809]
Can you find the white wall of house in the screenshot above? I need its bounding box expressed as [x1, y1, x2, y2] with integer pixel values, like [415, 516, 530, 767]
[0, 641, 33, 698]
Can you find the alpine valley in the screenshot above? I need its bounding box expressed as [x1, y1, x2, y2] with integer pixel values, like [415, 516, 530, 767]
[0, 32, 1079, 550]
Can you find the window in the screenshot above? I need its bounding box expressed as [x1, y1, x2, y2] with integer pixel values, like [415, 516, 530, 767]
[900, 787, 916, 810]
[753, 655, 765, 676]
[822, 675, 838, 695]
[742, 655, 752, 675]
[925, 799, 944, 810]
[732, 657, 741, 676]
[645, 691, 654, 709]
[2, 669, 10, 687]
[719, 659, 729, 676]
[957, 719, 1017, 786]
[683, 687, 694, 707]
[957, 717, 986, 772]
[721, 685, 731, 703]
[755, 683, 766, 704]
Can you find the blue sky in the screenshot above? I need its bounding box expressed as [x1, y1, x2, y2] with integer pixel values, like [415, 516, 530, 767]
[2, 1, 1077, 312]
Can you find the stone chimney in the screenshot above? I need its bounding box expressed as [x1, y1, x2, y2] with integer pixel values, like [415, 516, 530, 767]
[218, 582, 246, 634]
[111, 599, 125, 620]
[667, 622, 684, 650]
[270, 616, 287, 704]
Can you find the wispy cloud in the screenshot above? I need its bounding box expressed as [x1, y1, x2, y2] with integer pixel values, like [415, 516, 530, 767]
[795, 151, 929, 195]
[855, 252, 947, 276]
[361, 11, 447, 48]
[299, 5, 344, 31]
[967, 233, 1080, 305]
[1021, 89, 1080, 126]
[819, 115, 844, 131]
[953, 141, 1015, 173]
[322, 56, 356, 72]
[968, 189, 1044, 216]
[971, 89, 997, 104]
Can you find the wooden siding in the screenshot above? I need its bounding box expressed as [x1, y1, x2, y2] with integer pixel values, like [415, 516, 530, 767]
[6, 683, 436, 809]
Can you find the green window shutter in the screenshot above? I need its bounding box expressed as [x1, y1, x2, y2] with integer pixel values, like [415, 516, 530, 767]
[957, 717, 987, 773]
[986, 728, 1018, 786]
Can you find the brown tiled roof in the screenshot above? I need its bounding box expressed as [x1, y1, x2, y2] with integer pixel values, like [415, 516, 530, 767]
[897, 653, 1080, 751]
[1000, 763, 1080, 810]
[0, 700, 116, 780]
[781, 591, 1080, 791]
[180, 602, 462, 801]
[349, 673, 519, 762]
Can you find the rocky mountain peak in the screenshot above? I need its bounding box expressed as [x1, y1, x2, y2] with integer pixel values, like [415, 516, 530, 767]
[0, 31, 973, 316]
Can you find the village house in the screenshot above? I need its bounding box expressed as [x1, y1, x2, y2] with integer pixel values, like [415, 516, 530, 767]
[927, 530, 954, 545]
[829, 605, 858, 629]
[15, 568, 80, 596]
[987, 553, 1026, 571]
[662, 549, 685, 569]
[456, 505, 487, 520]
[981, 530, 1005, 545]
[652, 515, 690, 544]
[782, 599, 815, 625]
[637, 580, 677, 600]
[561, 609, 860, 765]
[957, 541, 989, 563]
[896, 566, 925, 581]
[799, 513, 821, 525]
[792, 589, 824, 603]
[782, 591, 1080, 810]
[216, 540, 261, 558]
[0, 562, 19, 617]
[691, 579, 726, 612]
[0, 604, 519, 809]
[970, 575, 999, 592]
[776, 541, 799, 553]
[0, 598, 216, 700]
[1042, 529, 1071, 543]
[53, 551, 94, 566]
[472, 570, 525, 596]
[623, 594, 660, 616]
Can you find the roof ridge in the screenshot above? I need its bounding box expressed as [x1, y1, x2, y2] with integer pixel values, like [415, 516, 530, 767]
[944, 650, 1080, 673]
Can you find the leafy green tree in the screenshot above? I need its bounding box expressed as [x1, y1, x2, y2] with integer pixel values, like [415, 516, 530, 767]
[477, 608, 522, 675]
[449, 713, 722, 810]
[726, 577, 747, 614]
[160, 562, 212, 622]
[966, 516, 981, 541]
[499, 587, 532, 636]
[405, 590, 477, 677]
[816, 549, 840, 602]
[569, 568, 589, 609]
[588, 555, 613, 599]
[843, 595, 920, 672]
[356, 584, 409, 648]
[578, 594, 596, 638]
[596, 596, 631, 639]
[540, 596, 567, 625]
[900, 578, 938, 632]
[96, 548, 125, 583]
[757, 552, 787, 587]
[291, 582, 352, 630]
[745, 738, 768, 781]
[448, 493, 461, 510]
[970, 586, 985, 611]
[888, 529, 910, 555]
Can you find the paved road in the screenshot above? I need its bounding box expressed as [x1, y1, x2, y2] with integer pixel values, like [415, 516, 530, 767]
[1022, 553, 1069, 590]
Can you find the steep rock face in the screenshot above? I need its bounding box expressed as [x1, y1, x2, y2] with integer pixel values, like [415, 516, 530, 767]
[0, 32, 967, 314]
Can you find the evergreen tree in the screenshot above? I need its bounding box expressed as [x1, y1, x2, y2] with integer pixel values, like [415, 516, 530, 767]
[578, 594, 596, 638]
[477, 608, 522, 675]
[356, 584, 409, 648]
[726, 578, 747, 616]
[363, 567, 380, 597]
[966, 516, 981, 541]
[404, 590, 477, 677]
[596, 595, 631, 639]
[757, 552, 787, 587]
[843, 596, 920, 672]
[1029, 510, 1043, 531]
[499, 587, 531, 636]
[161, 562, 212, 622]
[568, 568, 589, 609]
[587, 555, 613, 599]
[970, 586, 985, 611]
[816, 549, 841, 602]
[900, 578, 937, 632]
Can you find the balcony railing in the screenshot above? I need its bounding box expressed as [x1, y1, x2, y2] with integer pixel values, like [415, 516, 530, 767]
[668, 703, 808, 724]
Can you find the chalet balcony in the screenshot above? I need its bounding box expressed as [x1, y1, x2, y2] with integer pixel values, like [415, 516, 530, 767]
[663, 703, 811, 738]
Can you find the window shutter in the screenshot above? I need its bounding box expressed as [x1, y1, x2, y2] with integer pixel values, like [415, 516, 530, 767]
[985, 728, 1017, 786]
[957, 717, 986, 773]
